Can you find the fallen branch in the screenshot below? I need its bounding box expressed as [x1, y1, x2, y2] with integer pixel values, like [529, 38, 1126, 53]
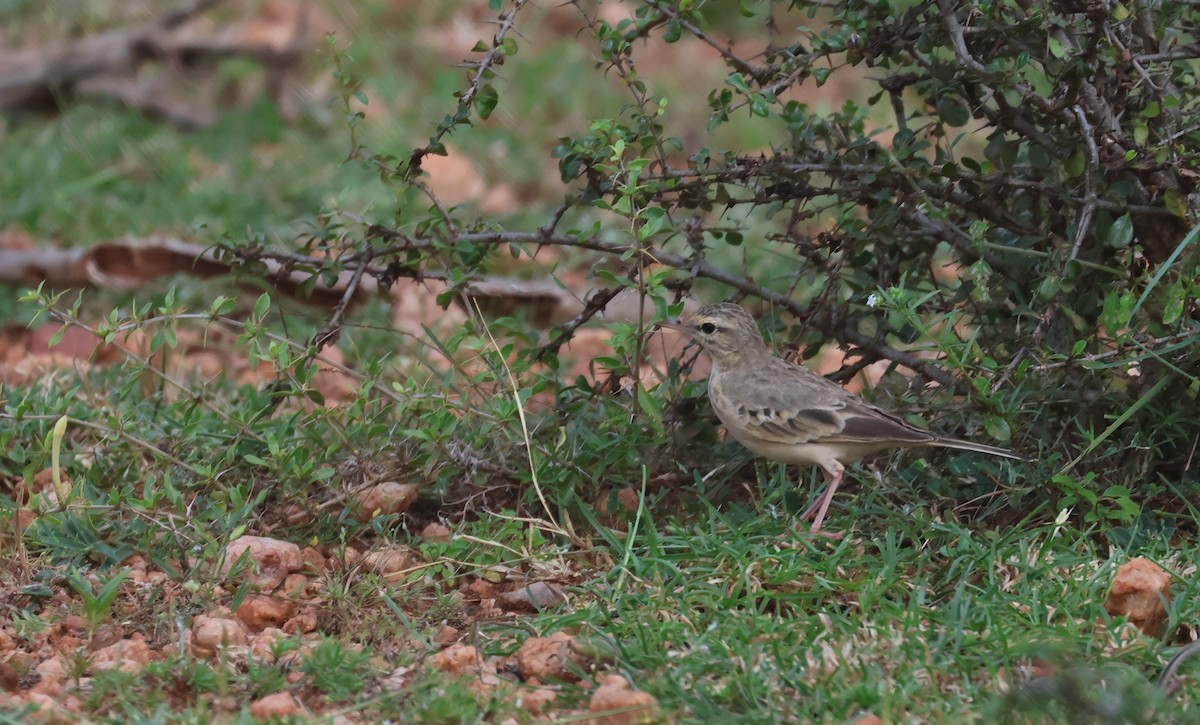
[0, 0, 310, 129]
[0, 237, 374, 307]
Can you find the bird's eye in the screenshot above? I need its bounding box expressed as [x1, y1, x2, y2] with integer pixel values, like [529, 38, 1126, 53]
[698, 322, 717, 334]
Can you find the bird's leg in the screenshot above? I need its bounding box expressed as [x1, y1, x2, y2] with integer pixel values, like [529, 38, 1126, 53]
[807, 463, 844, 534]
[798, 484, 827, 522]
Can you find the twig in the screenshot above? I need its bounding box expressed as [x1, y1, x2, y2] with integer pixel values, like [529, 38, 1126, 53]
[1065, 105, 1099, 266]
[938, 0, 989, 74]
[535, 286, 625, 361]
[311, 251, 370, 350]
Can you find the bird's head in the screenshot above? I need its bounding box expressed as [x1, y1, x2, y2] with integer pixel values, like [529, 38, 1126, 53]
[658, 302, 768, 367]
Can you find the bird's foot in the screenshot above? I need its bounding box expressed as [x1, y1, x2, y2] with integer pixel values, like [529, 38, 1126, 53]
[781, 523, 844, 544]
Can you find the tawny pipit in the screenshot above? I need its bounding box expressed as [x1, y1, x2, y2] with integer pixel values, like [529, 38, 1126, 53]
[661, 303, 1022, 534]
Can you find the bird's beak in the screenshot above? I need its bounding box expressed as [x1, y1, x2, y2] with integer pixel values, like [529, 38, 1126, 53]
[654, 319, 690, 335]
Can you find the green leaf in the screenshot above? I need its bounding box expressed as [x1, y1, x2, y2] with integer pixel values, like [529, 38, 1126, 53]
[476, 84, 499, 120]
[209, 296, 235, 316]
[984, 416, 1011, 442]
[1106, 214, 1134, 248]
[937, 96, 970, 127]
[1063, 147, 1085, 178]
[1163, 280, 1187, 325]
[638, 208, 668, 239]
[1036, 276, 1059, 301]
[1163, 188, 1187, 218]
[664, 19, 681, 43]
[636, 386, 663, 430]
[725, 72, 749, 92]
[254, 293, 271, 321]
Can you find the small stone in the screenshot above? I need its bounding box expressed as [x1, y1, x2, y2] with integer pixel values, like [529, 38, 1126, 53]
[89, 635, 151, 673]
[354, 481, 419, 521]
[420, 522, 452, 542]
[433, 625, 459, 646]
[515, 632, 582, 682]
[280, 573, 308, 598]
[465, 578, 495, 599]
[518, 686, 558, 715]
[235, 594, 296, 632]
[300, 546, 326, 572]
[431, 644, 482, 675]
[249, 692, 305, 719]
[499, 581, 567, 612]
[249, 628, 288, 662]
[282, 608, 318, 635]
[1105, 557, 1172, 636]
[0, 662, 17, 693]
[190, 616, 248, 659]
[586, 675, 659, 725]
[362, 545, 416, 576]
[221, 536, 302, 592]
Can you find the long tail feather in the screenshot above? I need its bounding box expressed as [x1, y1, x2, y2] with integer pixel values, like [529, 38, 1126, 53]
[931, 437, 1027, 461]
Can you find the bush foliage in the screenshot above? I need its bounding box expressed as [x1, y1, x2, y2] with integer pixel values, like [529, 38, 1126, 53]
[221, 0, 1199, 520]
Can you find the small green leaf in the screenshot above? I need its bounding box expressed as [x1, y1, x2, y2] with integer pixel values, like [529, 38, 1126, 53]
[638, 208, 668, 239]
[664, 19, 681, 43]
[725, 72, 749, 91]
[1163, 188, 1187, 218]
[1064, 147, 1085, 178]
[254, 293, 271, 320]
[937, 96, 970, 127]
[984, 416, 1012, 442]
[1106, 214, 1134, 248]
[636, 386, 664, 429]
[1163, 280, 1186, 325]
[476, 84, 499, 120]
[210, 296, 235, 316]
[1036, 276, 1060, 301]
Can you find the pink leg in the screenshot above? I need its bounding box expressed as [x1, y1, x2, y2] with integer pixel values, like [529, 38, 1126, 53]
[807, 463, 844, 534]
[799, 485, 827, 521]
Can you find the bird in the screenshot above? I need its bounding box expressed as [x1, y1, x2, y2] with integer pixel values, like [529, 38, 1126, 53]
[658, 302, 1023, 535]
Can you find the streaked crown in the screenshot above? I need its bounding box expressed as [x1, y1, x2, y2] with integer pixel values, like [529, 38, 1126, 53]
[676, 303, 768, 365]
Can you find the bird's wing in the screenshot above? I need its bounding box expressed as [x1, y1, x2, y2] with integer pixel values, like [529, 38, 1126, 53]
[712, 357, 935, 446]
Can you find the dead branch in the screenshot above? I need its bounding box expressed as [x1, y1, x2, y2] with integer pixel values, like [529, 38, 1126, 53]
[0, 0, 310, 129]
[0, 237, 374, 308]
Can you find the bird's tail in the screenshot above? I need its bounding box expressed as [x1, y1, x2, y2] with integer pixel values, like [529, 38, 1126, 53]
[932, 437, 1027, 462]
